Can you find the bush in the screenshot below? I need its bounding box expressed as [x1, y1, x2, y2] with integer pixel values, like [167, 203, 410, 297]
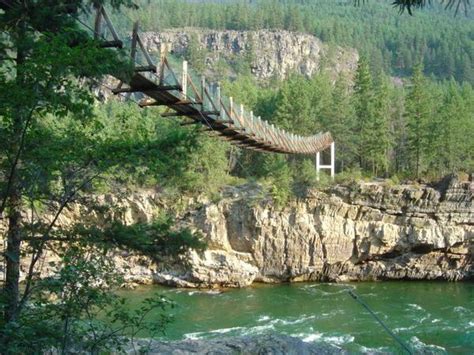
[0, 248, 173, 354]
[335, 167, 364, 185]
[292, 158, 319, 196]
[260, 155, 293, 207]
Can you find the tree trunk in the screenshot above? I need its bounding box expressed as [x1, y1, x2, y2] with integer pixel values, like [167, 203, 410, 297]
[3, 19, 26, 324]
[4, 186, 22, 323]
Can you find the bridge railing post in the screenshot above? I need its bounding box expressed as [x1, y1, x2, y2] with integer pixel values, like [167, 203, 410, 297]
[216, 85, 223, 118]
[230, 97, 236, 127]
[316, 150, 320, 181]
[158, 43, 169, 85]
[181, 60, 188, 100]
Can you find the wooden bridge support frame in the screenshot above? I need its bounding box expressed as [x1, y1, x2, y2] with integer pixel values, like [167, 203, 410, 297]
[316, 142, 335, 181]
[90, 5, 334, 156]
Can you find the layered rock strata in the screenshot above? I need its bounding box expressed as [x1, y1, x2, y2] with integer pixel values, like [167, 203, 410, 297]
[1, 177, 472, 287]
[155, 178, 472, 287]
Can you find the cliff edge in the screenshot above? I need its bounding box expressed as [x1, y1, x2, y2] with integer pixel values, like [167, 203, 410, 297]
[154, 177, 472, 287]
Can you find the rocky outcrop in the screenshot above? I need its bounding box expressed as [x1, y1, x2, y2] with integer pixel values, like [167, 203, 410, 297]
[156, 177, 473, 287]
[140, 29, 358, 80]
[125, 334, 344, 354]
[1, 177, 472, 287]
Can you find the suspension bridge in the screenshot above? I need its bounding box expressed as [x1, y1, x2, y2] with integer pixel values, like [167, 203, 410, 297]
[0, 1, 335, 175]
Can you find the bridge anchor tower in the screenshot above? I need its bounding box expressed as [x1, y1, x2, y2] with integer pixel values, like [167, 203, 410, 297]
[316, 142, 335, 181]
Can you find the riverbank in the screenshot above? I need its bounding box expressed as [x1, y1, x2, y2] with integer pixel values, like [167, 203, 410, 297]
[141, 175, 473, 287]
[1, 175, 472, 286]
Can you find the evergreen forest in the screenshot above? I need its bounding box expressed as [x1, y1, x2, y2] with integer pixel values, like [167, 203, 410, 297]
[113, 0, 474, 84]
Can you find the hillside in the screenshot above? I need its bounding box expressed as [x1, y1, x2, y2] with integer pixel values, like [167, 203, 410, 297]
[141, 29, 358, 80]
[113, 0, 474, 84]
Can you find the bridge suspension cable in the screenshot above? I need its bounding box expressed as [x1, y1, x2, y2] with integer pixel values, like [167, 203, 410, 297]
[88, 4, 334, 156]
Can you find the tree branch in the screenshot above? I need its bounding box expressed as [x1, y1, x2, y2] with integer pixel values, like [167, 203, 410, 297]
[18, 171, 101, 311]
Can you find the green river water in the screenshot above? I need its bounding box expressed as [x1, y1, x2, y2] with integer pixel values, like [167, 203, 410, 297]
[120, 282, 473, 353]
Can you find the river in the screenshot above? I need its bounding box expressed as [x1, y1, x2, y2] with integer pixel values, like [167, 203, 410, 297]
[119, 281, 473, 353]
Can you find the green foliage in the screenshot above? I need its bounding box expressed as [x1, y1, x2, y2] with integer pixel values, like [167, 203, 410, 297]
[0, 1, 213, 350]
[292, 159, 319, 196]
[260, 154, 293, 207]
[114, 0, 473, 84]
[327, 72, 357, 170]
[180, 134, 231, 194]
[273, 74, 315, 134]
[230, 61, 473, 182]
[368, 76, 392, 175]
[351, 58, 393, 175]
[335, 167, 364, 185]
[70, 217, 206, 261]
[91, 102, 197, 191]
[428, 79, 474, 174]
[0, 247, 174, 354]
[353, 56, 375, 168]
[53, 100, 232, 195]
[221, 75, 262, 109]
[314, 170, 334, 190]
[405, 63, 433, 176]
[186, 33, 207, 73]
[387, 174, 401, 186]
[390, 0, 470, 15]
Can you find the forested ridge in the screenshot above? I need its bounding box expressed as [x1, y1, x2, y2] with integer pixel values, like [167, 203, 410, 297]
[215, 62, 473, 198]
[113, 0, 474, 84]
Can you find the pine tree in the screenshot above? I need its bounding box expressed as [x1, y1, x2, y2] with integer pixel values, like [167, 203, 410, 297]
[285, 5, 304, 32]
[390, 85, 408, 174]
[274, 75, 314, 134]
[328, 73, 357, 171]
[369, 76, 392, 175]
[432, 80, 472, 175]
[186, 33, 206, 73]
[353, 56, 375, 170]
[405, 63, 432, 177]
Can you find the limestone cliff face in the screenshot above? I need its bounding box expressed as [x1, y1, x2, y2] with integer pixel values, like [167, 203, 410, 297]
[155, 177, 473, 287]
[1, 178, 472, 287]
[140, 29, 358, 80]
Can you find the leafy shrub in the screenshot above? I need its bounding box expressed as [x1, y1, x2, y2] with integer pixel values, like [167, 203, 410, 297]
[0, 216, 205, 354]
[292, 158, 319, 196]
[260, 155, 293, 207]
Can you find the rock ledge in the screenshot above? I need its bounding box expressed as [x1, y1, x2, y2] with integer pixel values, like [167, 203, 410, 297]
[127, 334, 345, 354]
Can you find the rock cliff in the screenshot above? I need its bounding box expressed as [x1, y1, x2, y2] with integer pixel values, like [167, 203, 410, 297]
[154, 177, 473, 287]
[140, 29, 358, 80]
[1, 177, 472, 287]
